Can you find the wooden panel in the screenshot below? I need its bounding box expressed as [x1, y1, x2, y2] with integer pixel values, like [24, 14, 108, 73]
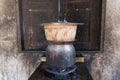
[18, 0, 105, 53]
[19, 0, 58, 51]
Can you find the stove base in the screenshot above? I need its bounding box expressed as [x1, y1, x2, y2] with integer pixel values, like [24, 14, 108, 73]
[29, 62, 93, 80]
[44, 69, 77, 80]
[44, 65, 77, 79]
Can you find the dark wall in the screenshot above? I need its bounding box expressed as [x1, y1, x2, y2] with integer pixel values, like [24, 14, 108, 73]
[90, 0, 120, 80]
[0, 0, 42, 80]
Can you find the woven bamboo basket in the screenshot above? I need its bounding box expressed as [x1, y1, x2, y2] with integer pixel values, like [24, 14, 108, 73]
[44, 23, 77, 42]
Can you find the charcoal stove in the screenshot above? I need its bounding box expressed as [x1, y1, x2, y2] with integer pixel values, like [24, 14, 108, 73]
[42, 22, 81, 79]
[41, 0, 84, 79]
[45, 41, 77, 79]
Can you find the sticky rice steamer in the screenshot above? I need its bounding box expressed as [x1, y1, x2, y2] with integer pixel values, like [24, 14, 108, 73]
[44, 23, 77, 42]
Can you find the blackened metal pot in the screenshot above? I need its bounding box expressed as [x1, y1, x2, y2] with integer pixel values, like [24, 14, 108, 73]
[46, 42, 76, 70]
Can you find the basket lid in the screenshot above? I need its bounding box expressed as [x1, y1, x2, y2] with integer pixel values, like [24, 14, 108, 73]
[40, 22, 84, 26]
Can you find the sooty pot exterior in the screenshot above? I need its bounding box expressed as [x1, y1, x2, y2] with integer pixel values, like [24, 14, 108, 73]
[46, 43, 76, 70]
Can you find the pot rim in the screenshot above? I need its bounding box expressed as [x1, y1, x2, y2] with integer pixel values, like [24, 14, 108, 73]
[40, 22, 84, 26]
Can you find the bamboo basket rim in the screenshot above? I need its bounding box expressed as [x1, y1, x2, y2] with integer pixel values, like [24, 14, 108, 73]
[41, 22, 84, 26]
[42, 22, 84, 29]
